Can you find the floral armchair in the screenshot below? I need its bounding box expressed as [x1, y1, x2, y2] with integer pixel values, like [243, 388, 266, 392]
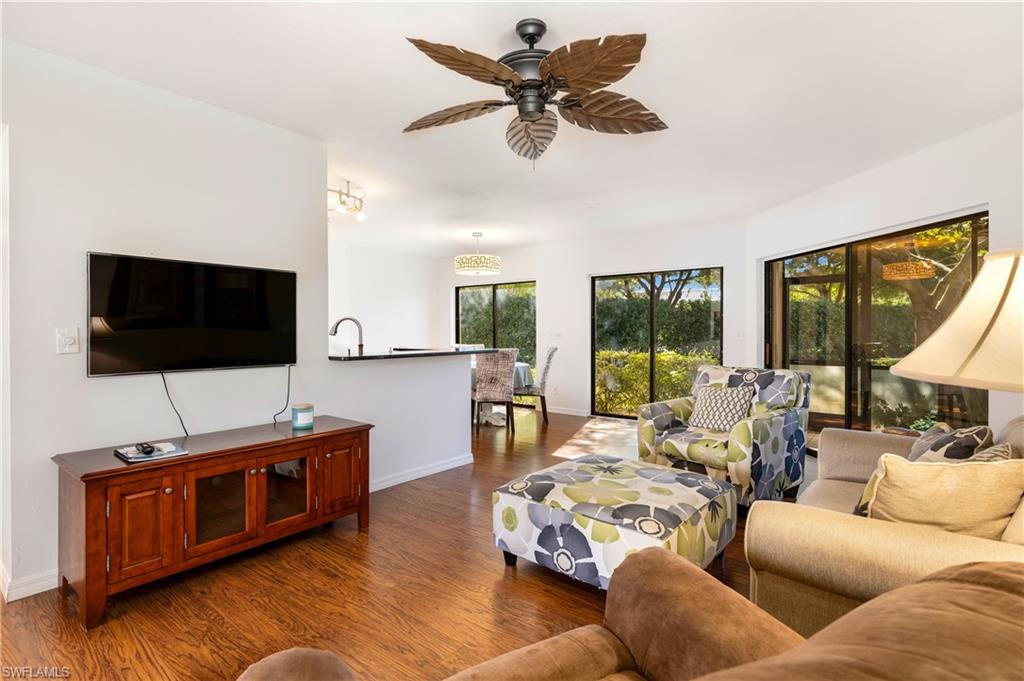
[638, 366, 811, 504]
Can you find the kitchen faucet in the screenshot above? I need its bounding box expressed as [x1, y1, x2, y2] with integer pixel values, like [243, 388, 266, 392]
[329, 317, 364, 356]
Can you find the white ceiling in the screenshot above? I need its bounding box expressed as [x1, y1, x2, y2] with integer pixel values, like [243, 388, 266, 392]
[4, 2, 1022, 256]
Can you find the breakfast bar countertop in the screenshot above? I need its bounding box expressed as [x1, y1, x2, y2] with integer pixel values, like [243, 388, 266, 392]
[328, 348, 497, 362]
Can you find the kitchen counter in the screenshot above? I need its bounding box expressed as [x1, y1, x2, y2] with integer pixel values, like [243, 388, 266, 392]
[329, 348, 496, 362]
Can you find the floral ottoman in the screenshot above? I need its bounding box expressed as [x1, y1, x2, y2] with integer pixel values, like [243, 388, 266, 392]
[493, 455, 737, 589]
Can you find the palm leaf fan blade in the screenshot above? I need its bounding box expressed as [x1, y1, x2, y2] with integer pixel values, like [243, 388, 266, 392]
[539, 34, 646, 94]
[406, 38, 522, 88]
[404, 100, 507, 132]
[505, 111, 558, 160]
[558, 90, 667, 134]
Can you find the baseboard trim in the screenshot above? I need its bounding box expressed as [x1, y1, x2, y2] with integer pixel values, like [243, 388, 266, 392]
[0, 559, 10, 600]
[5, 568, 58, 602]
[369, 452, 474, 493]
[548, 405, 590, 417]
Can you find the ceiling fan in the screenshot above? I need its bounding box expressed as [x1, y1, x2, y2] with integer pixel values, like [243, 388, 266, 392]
[402, 18, 667, 161]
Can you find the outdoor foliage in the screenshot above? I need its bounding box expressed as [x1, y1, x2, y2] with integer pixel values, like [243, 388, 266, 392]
[789, 299, 916, 362]
[594, 349, 719, 416]
[458, 283, 537, 366]
[593, 269, 723, 416]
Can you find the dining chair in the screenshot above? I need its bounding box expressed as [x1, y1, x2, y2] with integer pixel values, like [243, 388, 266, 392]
[473, 348, 518, 434]
[514, 346, 558, 424]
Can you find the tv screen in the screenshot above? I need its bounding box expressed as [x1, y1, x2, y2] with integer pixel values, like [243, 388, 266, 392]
[88, 253, 296, 376]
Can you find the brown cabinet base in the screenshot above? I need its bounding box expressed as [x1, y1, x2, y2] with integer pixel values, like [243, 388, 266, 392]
[53, 416, 372, 629]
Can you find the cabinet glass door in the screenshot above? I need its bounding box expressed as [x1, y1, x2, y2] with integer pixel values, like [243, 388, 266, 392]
[186, 461, 257, 558]
[260, 448, 316, 530]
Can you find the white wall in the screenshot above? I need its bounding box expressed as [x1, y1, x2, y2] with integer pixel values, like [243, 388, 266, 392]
[431, 221, 750, 416]
[327, 232, 435, 354]
[1, 42, 472, 601]
[431, 112, 1023, 429]
[745, 111, 1024, 431]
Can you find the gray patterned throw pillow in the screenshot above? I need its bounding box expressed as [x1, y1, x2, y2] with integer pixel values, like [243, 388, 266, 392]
[689, 385, 754, 432]
[910, 423, 994, 462]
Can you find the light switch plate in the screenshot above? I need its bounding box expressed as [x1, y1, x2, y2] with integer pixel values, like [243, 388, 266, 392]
[56, 327, 80, 354]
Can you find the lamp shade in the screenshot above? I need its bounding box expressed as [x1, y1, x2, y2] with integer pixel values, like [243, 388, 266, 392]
[454, 253, 501, 276]
[890, 249, 1023, 392]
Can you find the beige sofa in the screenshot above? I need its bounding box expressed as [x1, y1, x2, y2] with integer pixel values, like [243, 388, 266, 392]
[746, 416, 1024, 636]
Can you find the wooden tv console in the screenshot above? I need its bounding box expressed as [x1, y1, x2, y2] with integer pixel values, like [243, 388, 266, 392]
[53, 415, 373, 629]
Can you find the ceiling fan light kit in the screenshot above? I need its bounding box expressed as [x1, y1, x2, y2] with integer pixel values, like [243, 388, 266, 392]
[403, 18, 667, 161]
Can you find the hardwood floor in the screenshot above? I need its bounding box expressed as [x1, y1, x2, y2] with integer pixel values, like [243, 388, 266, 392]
[0, 411, 750, 680]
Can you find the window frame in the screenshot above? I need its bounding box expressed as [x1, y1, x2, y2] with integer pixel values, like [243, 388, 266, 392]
[763, 211, 988, 431]
[590, 267, 725, 419]
[454, 280, 537, 356]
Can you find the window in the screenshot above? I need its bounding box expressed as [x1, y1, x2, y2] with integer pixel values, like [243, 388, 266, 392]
[592, 268, 723, 417]
[456, 281, 537, 366]
[765, 212, 989, 432]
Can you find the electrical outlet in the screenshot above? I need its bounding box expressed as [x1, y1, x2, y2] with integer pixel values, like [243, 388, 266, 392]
[56, 327, 80, 354]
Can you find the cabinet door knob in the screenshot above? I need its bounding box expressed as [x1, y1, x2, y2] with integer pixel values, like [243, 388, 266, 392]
[259, 467, 267, 474]
[164, 487, 173, 495]
[249, 468, 257, 475]
[325, 452, 332, 459]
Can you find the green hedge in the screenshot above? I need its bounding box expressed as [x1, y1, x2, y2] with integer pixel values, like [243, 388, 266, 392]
[594, 349, 719, 416]
[788, 300, 916, 361]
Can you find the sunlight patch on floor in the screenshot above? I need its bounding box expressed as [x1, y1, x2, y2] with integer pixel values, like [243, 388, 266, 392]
[552, 417, 639, 460]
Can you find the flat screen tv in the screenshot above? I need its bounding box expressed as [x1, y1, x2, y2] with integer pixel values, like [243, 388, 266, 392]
[88, 253, 297, 376]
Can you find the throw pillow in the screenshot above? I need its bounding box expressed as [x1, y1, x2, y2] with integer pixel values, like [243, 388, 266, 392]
[968, 443, 1019, 462]
[852, 454, 1024, 540]
[909, 423, 993, 462]
[688, 385, 754, 432]
[908, 423, 951, 460]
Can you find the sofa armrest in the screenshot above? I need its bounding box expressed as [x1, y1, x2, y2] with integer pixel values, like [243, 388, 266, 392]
[604, 548, 802, 681]
[445, 625, 634, 681]
[817, 428, 915, 483]
[637, 397, 694, 458]
[745, 502, 1024, 605]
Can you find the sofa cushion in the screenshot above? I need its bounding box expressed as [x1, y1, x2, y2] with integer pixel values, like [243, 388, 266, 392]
[995, 414, 1024, 455]
[909, 423, 993, 461]
[854, 454, 1024, 539]
[796, 480, 864, 514]
[1002, 496, 1024, 545]
[695, 562, 1024, 681]
[662, 427, 732, 470]
[690, 385, 754, 432]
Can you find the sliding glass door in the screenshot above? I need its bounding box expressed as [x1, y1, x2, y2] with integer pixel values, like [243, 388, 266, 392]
[766, 247, 848, 432]
[766, 213, 989, 432]
[592, 268, 723, 417]
[456, 281, 537, 366]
